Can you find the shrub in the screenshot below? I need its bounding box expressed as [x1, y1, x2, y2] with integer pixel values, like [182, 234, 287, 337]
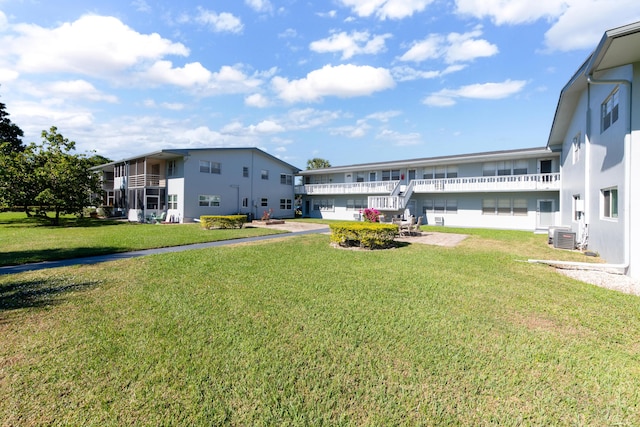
[200, 215, 247, 229]
[361, 207, 381, 222]
[329, 221, 398, 249]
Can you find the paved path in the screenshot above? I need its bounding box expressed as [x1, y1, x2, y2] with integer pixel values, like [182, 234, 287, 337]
[0, 226, 329, 276]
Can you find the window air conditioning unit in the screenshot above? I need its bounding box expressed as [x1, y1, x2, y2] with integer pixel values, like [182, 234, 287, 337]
[553, 229, 576, 250]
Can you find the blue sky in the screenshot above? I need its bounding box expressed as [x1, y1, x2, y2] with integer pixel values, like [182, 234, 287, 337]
[1, 0, 639, 168]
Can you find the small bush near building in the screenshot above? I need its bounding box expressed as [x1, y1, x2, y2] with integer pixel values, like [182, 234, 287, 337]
[329, 221, 398, 249]
[200, 215, 247, 229]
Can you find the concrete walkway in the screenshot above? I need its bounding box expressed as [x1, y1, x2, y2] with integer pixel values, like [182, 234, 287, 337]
[0, 225, 329, 276]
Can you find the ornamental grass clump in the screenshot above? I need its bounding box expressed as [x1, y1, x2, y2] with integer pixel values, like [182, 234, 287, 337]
[329, 221, 398, 249]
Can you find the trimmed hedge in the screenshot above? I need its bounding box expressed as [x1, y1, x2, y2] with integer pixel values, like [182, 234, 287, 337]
[329, 221, 398, 249]
[200, 215, 247, 229]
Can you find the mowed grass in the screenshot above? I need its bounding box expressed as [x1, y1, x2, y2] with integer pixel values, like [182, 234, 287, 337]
[1, 225, 639, 425]
[0, 212, 285, 266]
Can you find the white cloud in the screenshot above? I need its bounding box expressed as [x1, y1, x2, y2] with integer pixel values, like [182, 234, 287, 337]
[375, 129, 422, 146]
[132, 0, 151, 13]
[202, 65, 264, 95]
[272, 64, 395, 103]
[251, 120, 284, 133]
[47, 80, 118, 102]
[423, 79, 527, 106]
[310, 30, 392, 59]
[0, 68, 19, 83]
[543, 0, 640, 52]
[2, 15, 189, 77]
[338, 0, 435, 20]
[195, 8, 243, 33]
[454, 0, 640, 52]
[330, 122, 370, 138]
[245, 0, 273, 13]
[245, 93, 270, 107]
[399, 28, 498, 64]
[143, 60, 212, 87]
[391, 64, 466, 81]
[454, 0, 567, 25]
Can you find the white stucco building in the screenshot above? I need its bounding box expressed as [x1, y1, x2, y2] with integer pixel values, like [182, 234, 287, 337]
[95, 148, 300, 223]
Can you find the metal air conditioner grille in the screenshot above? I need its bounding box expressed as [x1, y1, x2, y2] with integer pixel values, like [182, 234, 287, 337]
[554, 230, 576, 250]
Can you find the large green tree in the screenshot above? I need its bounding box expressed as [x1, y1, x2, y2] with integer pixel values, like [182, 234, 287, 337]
[0, 142, 38, 214]
[31, 127, 103, 225]
[0, 89, 25, 155]
[306, 157, 331, 169]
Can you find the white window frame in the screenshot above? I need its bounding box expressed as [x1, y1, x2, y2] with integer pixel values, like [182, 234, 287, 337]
[168, 194, 178, 210]
[199, 195, 220, 207]
[280, 174, 293, 185]
[602, 187, 618, 219]
[601, 88, 619, 133]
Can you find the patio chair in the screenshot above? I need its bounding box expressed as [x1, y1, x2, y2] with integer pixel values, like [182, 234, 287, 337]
[399, 216, 414, 237]
[410, 216, 423, 236]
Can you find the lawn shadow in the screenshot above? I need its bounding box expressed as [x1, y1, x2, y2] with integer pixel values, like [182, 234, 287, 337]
[1, 246, 126, 267]
[0, 276, 101, 313]
[0, 215, 131, 228]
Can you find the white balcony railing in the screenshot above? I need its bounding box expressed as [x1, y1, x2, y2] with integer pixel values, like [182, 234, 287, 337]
[368, 196, 403, 211]
[295, 180, 398, 195]
[297, 173, 560, 195]
[128, 174, 165, 188]
[412, 173, 561, 193]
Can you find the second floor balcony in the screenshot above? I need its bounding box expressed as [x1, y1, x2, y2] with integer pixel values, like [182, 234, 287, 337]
[296, 173, 560, 196]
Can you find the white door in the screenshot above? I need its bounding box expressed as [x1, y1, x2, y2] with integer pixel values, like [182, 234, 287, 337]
[537, 200, 554, 228]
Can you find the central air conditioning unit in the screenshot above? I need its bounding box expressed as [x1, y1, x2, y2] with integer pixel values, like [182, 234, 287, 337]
[554, 229, 576, 250]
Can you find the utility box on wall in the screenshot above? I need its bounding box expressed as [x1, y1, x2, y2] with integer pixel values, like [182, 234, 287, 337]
[553, 229, 576, 250]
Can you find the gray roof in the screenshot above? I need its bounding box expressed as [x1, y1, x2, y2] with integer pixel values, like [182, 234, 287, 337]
[298, 146, 554, 175]
[547, 20, 640, 148]
[92, 147, 301, 172]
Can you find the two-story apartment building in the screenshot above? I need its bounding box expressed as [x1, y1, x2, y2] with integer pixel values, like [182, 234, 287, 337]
[94, 148, 300, 223]
[296, 147, 561, 231]
[547, 20, 640, 278]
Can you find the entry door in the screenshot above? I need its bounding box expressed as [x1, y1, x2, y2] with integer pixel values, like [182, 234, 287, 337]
[537, 200, 554, 228]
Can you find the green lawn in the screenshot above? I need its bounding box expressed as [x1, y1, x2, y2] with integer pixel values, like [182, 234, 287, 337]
[0, 212, 285, 266]
[1, 215, 639, 425]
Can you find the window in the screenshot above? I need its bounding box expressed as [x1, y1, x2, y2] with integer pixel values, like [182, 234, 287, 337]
[572, 133, 581, 165]
[168, 194, 178, 209]
[242, 197, 249, 208]
[261, 198, 268, 207]
[482, 198, 496, 215]
[513, 199, 527, 216]
[356, 172, 365, 182]
[422, 200, 434, 214]
[347, 199, 366, 210]
[602, 188, 618, 218]
[483, 163, 496, 177]
[381, 170, 400, 181]
[312, 199, 335, 211]
[573, 195, 582, 221]
[513, 160, 528, 175]
[601, 89, 619, 132]
[280, 174, 293, 185]
[423, 168, 434, 179]
[199, 161, 221, 174]
[434, 167, 446, 179]
[168, 160, 177, 177]
[369, 172, 376, 181]
[498, 198, 511, 215]
[434, 199, 445, 213]
[199, 195, 220, 207]
[243, 167, 249, 178]
[446, 200, 458, 213]
[261, 170, 269, 180]
[280, 199, 292, 209]
[497, 161, 512, 176]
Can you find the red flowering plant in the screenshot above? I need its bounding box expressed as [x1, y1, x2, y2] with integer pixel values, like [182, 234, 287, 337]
[362, 207, 380, 222]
